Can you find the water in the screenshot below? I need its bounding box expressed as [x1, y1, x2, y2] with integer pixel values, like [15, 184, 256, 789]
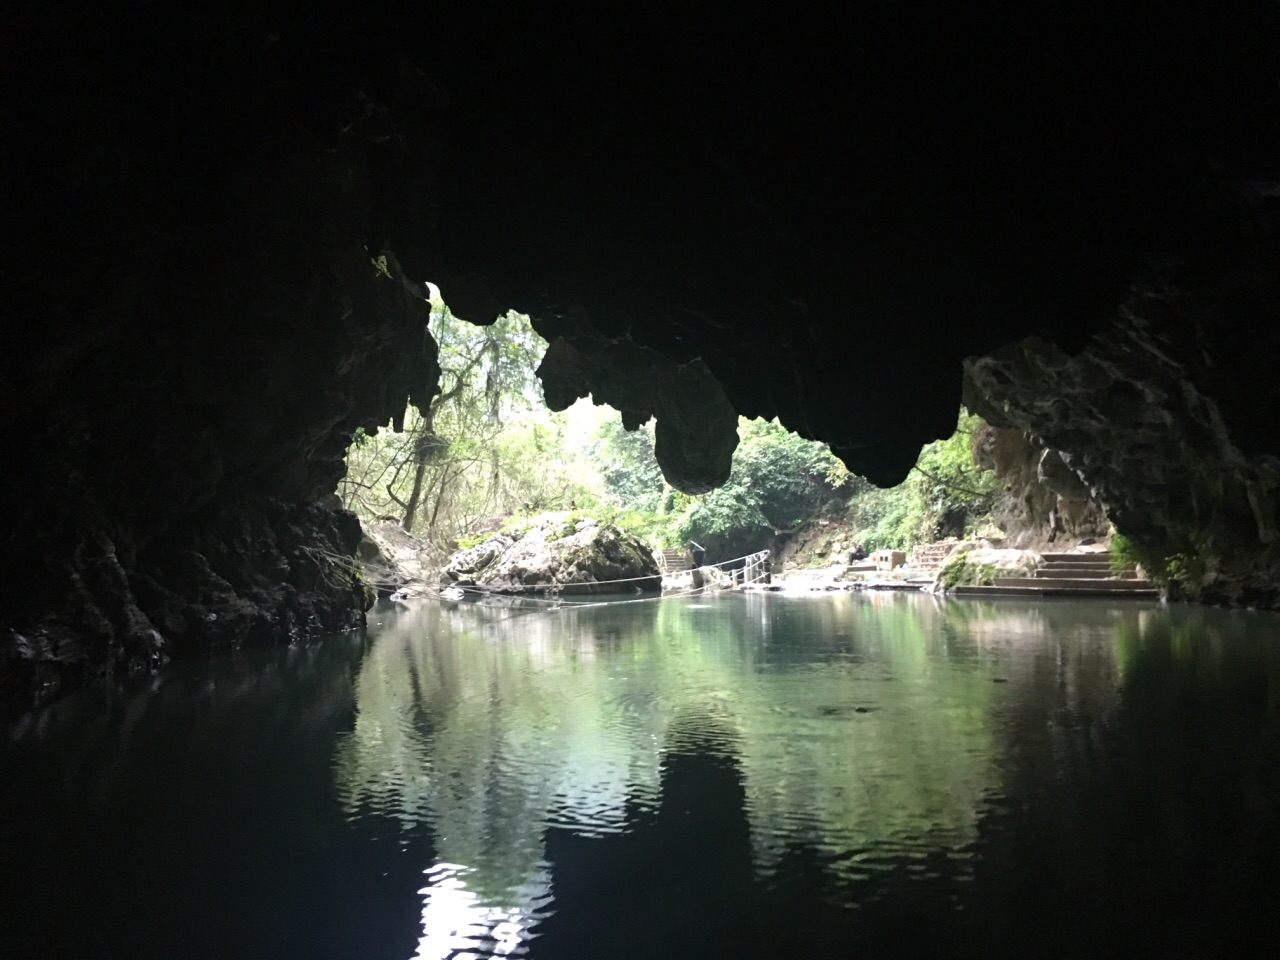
[3, 592, 1280, 959]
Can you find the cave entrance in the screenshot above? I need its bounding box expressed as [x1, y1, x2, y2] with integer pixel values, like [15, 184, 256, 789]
[335, 289, 1071, 580]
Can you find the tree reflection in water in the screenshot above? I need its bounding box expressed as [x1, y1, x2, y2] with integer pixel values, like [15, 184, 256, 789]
[335, 593, 1131, 957]
[7, 592, 1278, 959]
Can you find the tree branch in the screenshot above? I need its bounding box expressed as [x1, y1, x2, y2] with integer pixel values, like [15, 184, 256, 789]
[385, 482, 408, 510]
[910, 464, 994, 501]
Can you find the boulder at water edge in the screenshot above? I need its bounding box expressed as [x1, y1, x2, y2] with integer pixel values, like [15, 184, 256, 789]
[441, 514, 661, 594]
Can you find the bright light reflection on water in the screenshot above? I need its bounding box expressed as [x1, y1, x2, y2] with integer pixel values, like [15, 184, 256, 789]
[415, 862, 550, 959]
[334, 593, 1113, 952]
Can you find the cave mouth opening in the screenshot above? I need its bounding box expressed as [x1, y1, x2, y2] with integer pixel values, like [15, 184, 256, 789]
[336, 287, 1048, 578]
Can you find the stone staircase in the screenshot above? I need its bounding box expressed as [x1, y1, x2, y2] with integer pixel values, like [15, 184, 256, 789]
[660, 548, 691, 572]
[904, 541, 960, 576]
[955, 551, 1159, 599]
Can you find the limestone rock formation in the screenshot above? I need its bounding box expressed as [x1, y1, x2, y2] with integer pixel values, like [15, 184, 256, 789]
[440, 535, 517, 584]
[933, 546, 1042, 592]
[537, 329, 739, 494]
[359, 523, 441, 598]
[6, 494, 375, 701]
[965, 271, 1280, 606]
[971, 425, 1111, 549]
[441, 516, 661, 595]
[4, 11, 444, 700]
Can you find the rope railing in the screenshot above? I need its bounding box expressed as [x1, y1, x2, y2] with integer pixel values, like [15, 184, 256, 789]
[448, 581, 721, 611]
[440, 547, 773, 601]
[448, 548, 771, 595]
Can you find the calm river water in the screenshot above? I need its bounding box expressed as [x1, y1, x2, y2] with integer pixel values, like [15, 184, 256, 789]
[3, 592, 1280, 959]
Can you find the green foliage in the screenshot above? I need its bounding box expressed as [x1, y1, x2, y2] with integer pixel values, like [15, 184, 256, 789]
[937, 551, 996, 588]
[1146, 542, 1204, 596]
[543, 511, 582, 542]
[339, 306, 587, 551]
[1110, 529, 1205, 596]
[590, 504, 675, 547]
[453, 532, 490, 551]
[589, 417, 665, 514]
[339, 302, 999, 573]
[674, 418, 848, 559]
[1110, 533, 1139, 576]
[847, 410, 999, 552]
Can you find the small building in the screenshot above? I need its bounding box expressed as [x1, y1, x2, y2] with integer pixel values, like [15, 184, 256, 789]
[873, 549, 907, 571]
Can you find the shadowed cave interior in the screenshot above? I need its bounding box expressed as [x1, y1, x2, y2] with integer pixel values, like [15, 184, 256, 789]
[5, 0, 1280, 700]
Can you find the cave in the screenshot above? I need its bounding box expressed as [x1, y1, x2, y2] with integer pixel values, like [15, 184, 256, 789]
[5, 0, 1280, 702]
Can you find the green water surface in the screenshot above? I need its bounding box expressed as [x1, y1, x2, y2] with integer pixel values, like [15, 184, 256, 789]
[3, 592, 1279, 959]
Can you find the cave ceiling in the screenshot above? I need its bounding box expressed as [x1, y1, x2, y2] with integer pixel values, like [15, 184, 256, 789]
[10, 2, 1278, 483]
[435, 2, 1278, 484]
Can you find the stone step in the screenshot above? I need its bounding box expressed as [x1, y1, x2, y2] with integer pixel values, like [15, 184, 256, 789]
[1036, 567, 1128, 579]
[1041, 562, 1116, 571]
[953, 584, 1160, 599]
[992, 577, 1155, 590]
[1039, 552, 1112, 563]
[660, 549, 691, 571]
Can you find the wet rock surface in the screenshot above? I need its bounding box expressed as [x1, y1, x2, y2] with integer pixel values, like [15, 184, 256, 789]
[441, 516, 661, 595]
[5, 491, 372, 705]
[971, 426, 1111, 549]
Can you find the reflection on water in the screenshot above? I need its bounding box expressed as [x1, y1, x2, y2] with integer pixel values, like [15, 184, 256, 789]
[3, 593, 1280, 959]
[331, 594, 1152, 958]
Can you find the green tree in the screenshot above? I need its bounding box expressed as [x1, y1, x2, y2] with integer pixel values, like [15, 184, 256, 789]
[590, 416, 666, 514]
[339, 306, 574, 549]
[675, 418, 848, 560]
[847, 410, 999, 551]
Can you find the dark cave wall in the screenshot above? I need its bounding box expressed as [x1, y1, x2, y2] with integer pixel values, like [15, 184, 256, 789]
[970, 425, 1111, 549]
[965, 237, 1280, 606]
[4, 1, 1280, 698]
[3, 4, 443, 699]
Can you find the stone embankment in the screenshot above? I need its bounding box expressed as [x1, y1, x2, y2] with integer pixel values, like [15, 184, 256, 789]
[949, 550, 1157, 599]
[767, 540, 1160, 600]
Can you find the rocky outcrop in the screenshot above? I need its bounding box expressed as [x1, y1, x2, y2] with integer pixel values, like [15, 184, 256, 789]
[965, 260, 1280, 605]
[358, 522, 441, 598]
[441, 516, 661, 595]
[972, 425, 1111, 549]
[933, 546, 1041, 591]
[7, 492, 373, 701]
[4, 11, 443, 700]
[536, 322, 739, 494]
[441, 535, 516, 583]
